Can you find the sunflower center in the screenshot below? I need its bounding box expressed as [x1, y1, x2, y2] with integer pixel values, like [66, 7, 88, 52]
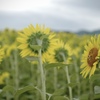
[55, 48, 68, 62]
[27, 32, 50, 54]
[87, 48, 98, 67]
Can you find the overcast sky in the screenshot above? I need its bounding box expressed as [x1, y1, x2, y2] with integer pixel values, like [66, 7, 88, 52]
[0, 0, 100, 32]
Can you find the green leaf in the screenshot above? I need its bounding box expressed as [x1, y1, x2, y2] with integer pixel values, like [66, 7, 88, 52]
[73, 98, 79, 100]
[94, 94, 100, 99]
[53, 96, 69, 100]
[30, 45, 41, 50]
[40, 35, 48, 40]
[14, 85, 35, 100]
[26, 56, 39, 61]
[2, 85, 15, 94]
[70, 73, 78, 83]
[90, 74, 100, 81]
[53, 88, 66, 96]
[79, 94, 89, 100]
[45, 63, 67, 69]
[67, 82, 79, 88]
[94, 86, 100, 94]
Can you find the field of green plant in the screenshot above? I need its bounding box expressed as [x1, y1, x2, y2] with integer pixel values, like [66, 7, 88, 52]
[0, 25, 100, 100]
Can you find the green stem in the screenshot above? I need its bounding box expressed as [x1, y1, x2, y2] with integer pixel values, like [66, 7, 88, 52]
[74, 58, 80, 97]
[31, 63, 34, 85]
[89, 80, 94, 100]
[4, 58, 10, 100]
[30, 63, 35, 100]
[36, 63, 42, 100]
[61, 53, 72, 100]
[10, 55, 14, 85]
[37, 39, 46, 100]
[54, 67, 57, 90]
[38, 49, 46, 100]
[47, 93, 52, 100]
[65, 66, 73, 100]
[14, 50, 19, 90]
[6, 77, 10, 100]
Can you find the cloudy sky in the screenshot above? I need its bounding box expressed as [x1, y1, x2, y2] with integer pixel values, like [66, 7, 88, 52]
[0, 0, 100, 32]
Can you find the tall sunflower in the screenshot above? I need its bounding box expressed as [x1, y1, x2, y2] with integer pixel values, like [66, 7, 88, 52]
[17, 24, 57, 62]
[80, 35, 100, 78]
[48, 40, 72, 64]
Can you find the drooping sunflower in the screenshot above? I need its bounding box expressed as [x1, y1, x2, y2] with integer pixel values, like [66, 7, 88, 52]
[80, 35, 100, 78]
[17, 24, 57, 62]
[0, 46, 4, 63]
[48, 40, 72, 64]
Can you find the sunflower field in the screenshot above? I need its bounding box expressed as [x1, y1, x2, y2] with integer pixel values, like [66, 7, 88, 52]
[0, 24, 100, 100]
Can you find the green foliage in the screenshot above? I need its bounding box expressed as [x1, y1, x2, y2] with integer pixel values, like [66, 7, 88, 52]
[90, 74, 100, 82]
[45, 63, 68, 69]
[2, 85, 15, 94]
[52, 96, 69, 100]
[0, 29, 100, 100]
[53, 89, 66, 96]
[79, 94, 89, 100]
[14, 85, 36, 99]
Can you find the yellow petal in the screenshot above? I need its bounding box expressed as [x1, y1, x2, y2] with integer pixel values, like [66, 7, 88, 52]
[17, 38, 27, 43]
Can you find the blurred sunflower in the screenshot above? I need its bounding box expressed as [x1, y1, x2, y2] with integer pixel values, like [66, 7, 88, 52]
[49, 40, 72, 64]
[6, 42, 17, 57]
[17, 24, 57, 62]
[0, 46, 4, 63]
[0, 72, 10, 84]
[80, 36, 100, 78]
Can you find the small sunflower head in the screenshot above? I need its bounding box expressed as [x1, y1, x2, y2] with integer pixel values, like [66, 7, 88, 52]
[54, 48, 68, 62]
[6, 43, 17, 57]
[49, 40, 72, 64]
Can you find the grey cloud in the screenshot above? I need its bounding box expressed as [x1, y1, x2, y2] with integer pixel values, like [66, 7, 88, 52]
[54, 0, 100, 12]
[0, 12, 99, 32]
[0, 0, 100, 32]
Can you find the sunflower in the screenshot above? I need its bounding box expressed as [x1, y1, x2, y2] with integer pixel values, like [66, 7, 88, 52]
[6, 43, 17, 57]
[80, 35, 100, 78]
[17, 24, 57, 62]
[0, 46, 4, 63]
[48, 40, 72, 64]
[0, 72, 10, 84]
